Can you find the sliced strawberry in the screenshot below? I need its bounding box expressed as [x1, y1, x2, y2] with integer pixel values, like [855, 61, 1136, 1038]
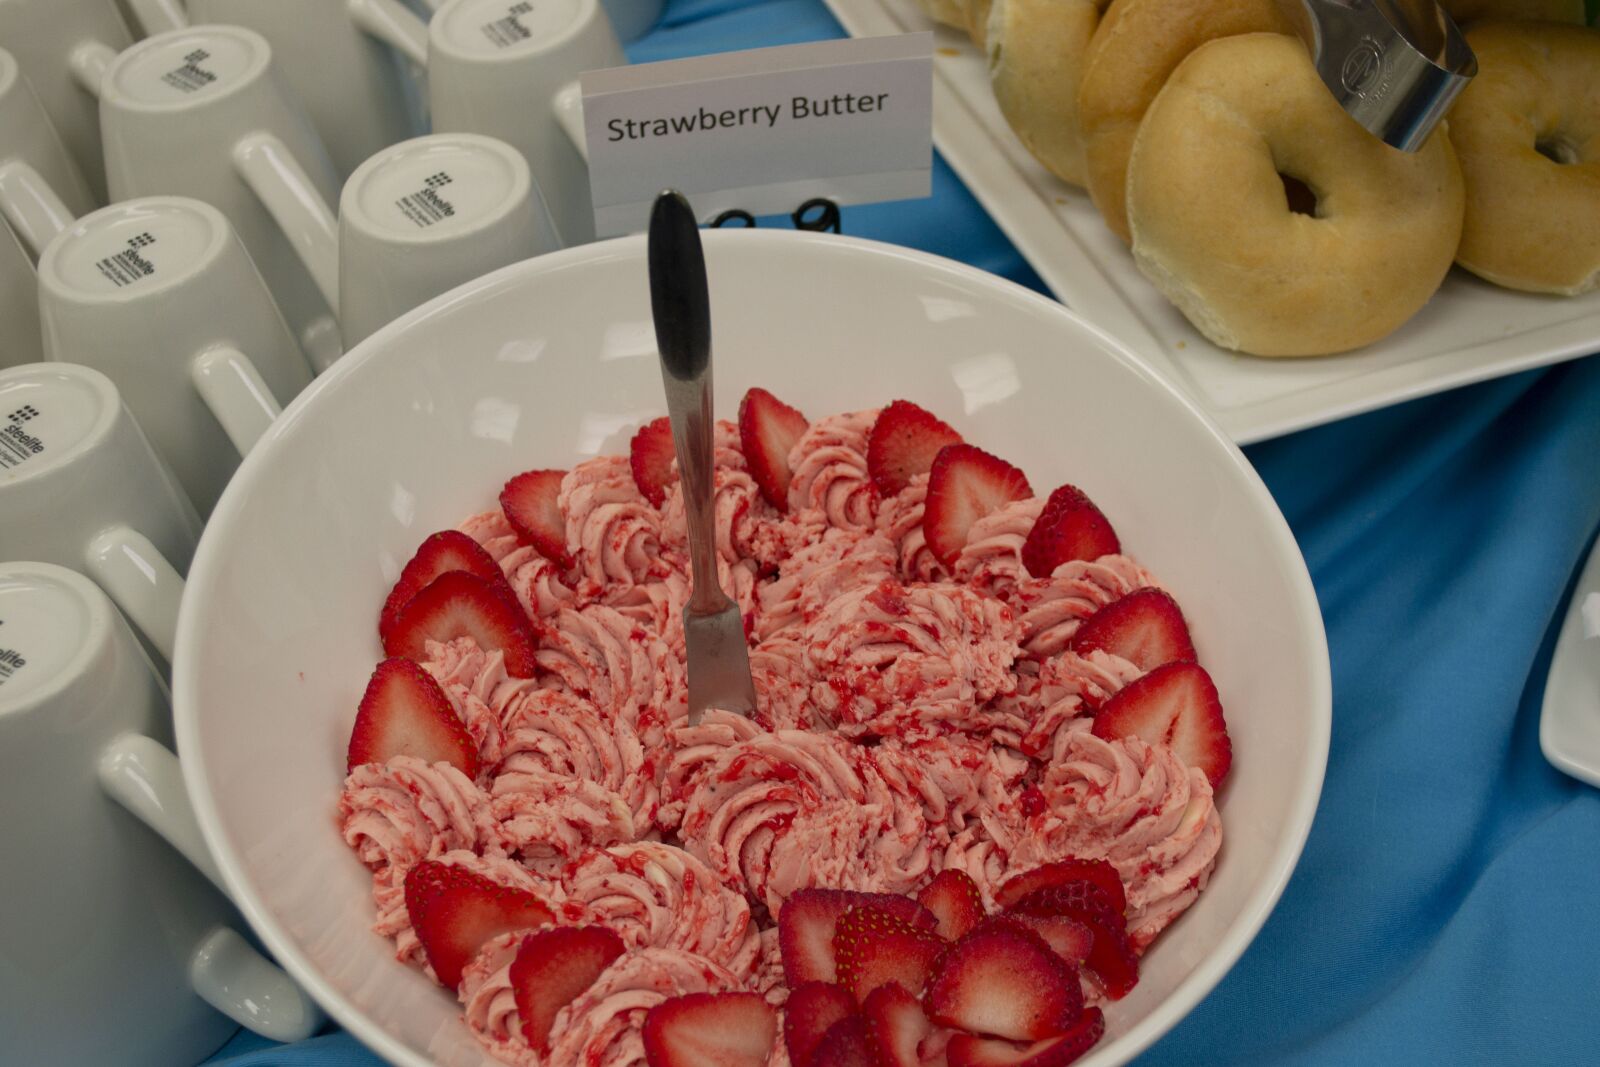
[946, 1008, 1105, 1067]
[739, 387, 809, 510]
[809, 1015, 874, 1067]
[510, 925, 624, 1050]
[346, 658, 477, 776]
[378, 530, 510, 643]
[861, 982, 929, 1067]
[1009, 888, 1139, 1000]
[834, 907, 947, 1002]
[924, 919, 1082, 1042]
[923, 444, 1034, 568]
[630, 416, 676, 506]
[994, 859, 1126, 916]
[867, 400, 963, 496]
[783, 982, 858, 1067]
[499, 468, 569, 566]
[403, 860, 555, 989]
[779, 889, 937, 986]
[1005, 913, 1094, 968]
[1069, 589, 1196, 673]
[643, 992, 777, 1067]
[383, 570, 538, 677]
[1092, 660, 1231, 786]
[917, 870, 986, 942]
[1020, 484, 1121, 579]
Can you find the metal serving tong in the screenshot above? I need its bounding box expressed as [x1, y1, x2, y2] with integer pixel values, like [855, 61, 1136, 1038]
[648, 189, 759, 726]
[1274, 0, 1476, 151]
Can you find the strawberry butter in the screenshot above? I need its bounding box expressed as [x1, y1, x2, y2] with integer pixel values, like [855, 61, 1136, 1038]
[336, 394, 1232, 1067]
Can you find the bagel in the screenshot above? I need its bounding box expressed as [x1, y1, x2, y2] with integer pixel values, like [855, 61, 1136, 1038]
[1449, 22, 1600, 295]
[1126, 33, 1465, 357]
[986, 0, 1110, 186]
[965, 0, 995, 48]
[1442, 0, 1585, 24]
[1077, 0, 1295, 243]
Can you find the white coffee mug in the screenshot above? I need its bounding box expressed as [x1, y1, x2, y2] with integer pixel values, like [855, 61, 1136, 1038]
[185, 0, 431, 181]
[338, 132, 559, 345]
[0, 48, 97, 259]
[36, 196, 312, 515]
[0, 0, 136, 204]
[0, 561, 322, 1064]
[0, 362, 203, 665]
[0, 222, 43, 368]
[97, 25, 346, 371]
[428, 0, 626, 247]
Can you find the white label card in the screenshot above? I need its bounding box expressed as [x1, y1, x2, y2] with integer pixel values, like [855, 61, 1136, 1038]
[581, 34, 933, 237]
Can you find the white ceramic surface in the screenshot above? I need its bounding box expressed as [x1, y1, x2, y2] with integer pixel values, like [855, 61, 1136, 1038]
[339, 132, 558, 347]
[0, 562, 320, 1063]
[0, 0, 133, 203]
[0, 362, 200, 664]
[186, 0, 430, 181]
[175, 230, 1331, 1067]
[0, 47, 96, 259]
[1541, 532, 1600, 789]
[36, 196, 313, 515]
[821, 0, 1600, 444]
[0, 220, 42, 367]
[428, 0, 625, 247]
[98, 25, 346, 371]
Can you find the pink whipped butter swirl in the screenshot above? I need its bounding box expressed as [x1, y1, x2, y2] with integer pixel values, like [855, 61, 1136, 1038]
[337, 405, 1224, 1064]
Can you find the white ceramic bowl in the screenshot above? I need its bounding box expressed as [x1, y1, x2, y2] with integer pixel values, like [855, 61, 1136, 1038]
[174, 230, 1331, 1067]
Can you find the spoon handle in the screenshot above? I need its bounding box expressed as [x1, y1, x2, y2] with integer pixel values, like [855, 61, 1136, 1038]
[649, 191, 727, 614]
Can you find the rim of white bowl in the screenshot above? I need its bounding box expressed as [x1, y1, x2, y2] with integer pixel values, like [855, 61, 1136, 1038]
[175, 229, 1332, 1067]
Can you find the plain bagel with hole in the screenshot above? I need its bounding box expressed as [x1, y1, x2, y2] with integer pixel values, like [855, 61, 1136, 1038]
[1125, 33, 1465, 357]
[1449, 21, 1600, 295]
[986, 0, 1112, 186]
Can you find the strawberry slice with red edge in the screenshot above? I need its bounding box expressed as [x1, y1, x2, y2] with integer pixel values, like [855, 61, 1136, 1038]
[630, 417, 676, 506]
[917, 869, 986, 942]
[1092, 660, 1231, 786]
[946, 1008, 1106, 1067]
[923, 444, 1034, 568]
[1068, 589, 1196, 673]
[383, 570, 538, 678]
[739, 387, 809, 510]
[1020, 484, 1121, 579]
[378, 530, 510, 643]
[510, 925, 624, 1051]
[861, 982, 930, 1067]
[642, 992, 777, 1067]
[834, 906, 947, 1003]
[346, 658, 477, 776]
[867, 400, 964, 496]
[924, 918, 1083, 1042]
[1005, 913, 1095, 968]
[809, 1015, 875, 1067]
[403, 860, 555, 989]
[1008, 887, 1139, 1000]
[994, 859, 1126, 915]
[783, 982, 858, 1067]
[499, 468, 570, 566]
[778, 889, 937, 986]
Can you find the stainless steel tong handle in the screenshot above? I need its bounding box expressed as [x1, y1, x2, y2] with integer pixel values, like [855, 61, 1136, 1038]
[1275, 0, 1476, 151]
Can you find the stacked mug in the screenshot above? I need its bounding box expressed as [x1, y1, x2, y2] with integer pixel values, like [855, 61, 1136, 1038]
[0, 0, 660, 1060]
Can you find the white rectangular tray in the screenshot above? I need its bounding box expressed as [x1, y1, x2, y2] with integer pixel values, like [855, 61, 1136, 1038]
[821, 0, 1600, 443]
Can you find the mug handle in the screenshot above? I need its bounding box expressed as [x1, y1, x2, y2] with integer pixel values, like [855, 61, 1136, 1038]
[347, 0, 431, 66]
[98, 734, 326, 1043]
[231, 132, 341, 313]
[85, 526, 185, 664]
[123, 0, 189, 35]
[191, 345, 285, 457]
[69, 41, 119, 98]
[0, 159, 75, 258]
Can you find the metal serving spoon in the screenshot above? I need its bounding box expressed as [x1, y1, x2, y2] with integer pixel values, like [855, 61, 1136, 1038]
[1274, 0, 1476, 151]
[647, 189, 759, 726]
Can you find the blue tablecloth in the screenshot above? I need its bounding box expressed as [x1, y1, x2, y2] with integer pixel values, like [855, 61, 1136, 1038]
[202, 2, 1600, 1063]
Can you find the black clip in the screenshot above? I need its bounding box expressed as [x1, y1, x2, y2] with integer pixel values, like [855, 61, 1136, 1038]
[710, 209, 757, 228]
[706, 199, 842, 233]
